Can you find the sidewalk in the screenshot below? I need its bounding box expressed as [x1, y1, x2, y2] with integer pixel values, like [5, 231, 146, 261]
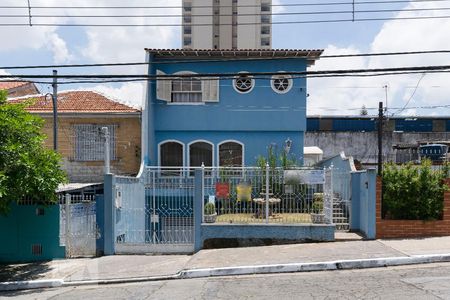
[2, 235, 450, 290]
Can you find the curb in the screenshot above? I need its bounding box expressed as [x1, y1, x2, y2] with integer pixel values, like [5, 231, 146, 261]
[2, 254, 450, 292]
[0, 279, 64, 291]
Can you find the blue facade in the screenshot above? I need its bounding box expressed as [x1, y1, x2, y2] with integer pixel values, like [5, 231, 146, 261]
[144, 50, 319, 167]
[395, 119, 433, 132]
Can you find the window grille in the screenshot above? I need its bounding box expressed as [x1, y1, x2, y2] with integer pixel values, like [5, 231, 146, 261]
[74, 124, 117, 161]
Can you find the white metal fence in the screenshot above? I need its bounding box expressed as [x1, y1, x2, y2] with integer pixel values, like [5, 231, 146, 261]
[59, 194, 97, 258]
[201, 166, 331, 224]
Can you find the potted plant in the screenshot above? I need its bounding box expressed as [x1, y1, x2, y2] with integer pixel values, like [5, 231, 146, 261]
[311, 193, 325, 224]
[204, 202, 217, 223]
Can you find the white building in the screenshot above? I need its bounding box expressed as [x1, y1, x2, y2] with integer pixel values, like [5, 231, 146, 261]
[182, 0, 272, 49]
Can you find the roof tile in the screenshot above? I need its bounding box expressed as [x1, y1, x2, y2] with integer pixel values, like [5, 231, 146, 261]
[9, 91, 140, 113]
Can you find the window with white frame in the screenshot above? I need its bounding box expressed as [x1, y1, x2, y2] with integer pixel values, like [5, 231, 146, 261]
[160, 141, 184, 167]
[172, 78, 202, 103]
[156, 70, 219, 103]
[271, 74, 293, 94]
[189, 141, 213, 167]
[74, 124, 116, 161]
[219, 141, 243, 167]
[233, 73, 254, 94]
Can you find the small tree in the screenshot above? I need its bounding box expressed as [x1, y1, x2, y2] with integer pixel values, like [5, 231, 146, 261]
[0, 90, 67, 215]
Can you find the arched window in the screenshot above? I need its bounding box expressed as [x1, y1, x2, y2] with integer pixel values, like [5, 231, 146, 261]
[159, 141, 184, 167]
[219, 141, 243, 167]
[189, 141, 213, 167]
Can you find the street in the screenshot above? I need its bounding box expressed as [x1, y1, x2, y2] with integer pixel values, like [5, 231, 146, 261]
[3, 262, 450, 300]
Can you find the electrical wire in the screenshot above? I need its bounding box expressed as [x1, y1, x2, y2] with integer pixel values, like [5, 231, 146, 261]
[3, 14, 450, 27]
[1, 50, 450, 70]
[392, 73, 427, 115]
[0, 0, 448, 10]
[3, 7, 450, 18]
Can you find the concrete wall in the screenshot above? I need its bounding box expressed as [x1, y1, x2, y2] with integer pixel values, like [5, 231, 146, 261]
[39, 114, 141, 182]
[0, 204, 65, 263]
[305, 131, 450, 165]
[201, 223, 335, 247]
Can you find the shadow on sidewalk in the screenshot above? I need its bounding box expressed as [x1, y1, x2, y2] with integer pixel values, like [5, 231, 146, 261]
[0, 261, 52, 282]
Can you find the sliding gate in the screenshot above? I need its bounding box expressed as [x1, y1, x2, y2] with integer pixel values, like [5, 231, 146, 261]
[114, 168, 195, 254]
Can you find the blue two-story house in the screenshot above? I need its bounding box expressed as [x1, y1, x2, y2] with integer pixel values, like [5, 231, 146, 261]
[143, 49, 323, 168]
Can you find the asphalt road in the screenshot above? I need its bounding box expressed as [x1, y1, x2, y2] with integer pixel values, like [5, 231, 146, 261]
[3, 262, 450, 300]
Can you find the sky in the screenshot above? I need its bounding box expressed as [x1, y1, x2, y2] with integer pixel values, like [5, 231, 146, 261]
[0, 0, 449, 116]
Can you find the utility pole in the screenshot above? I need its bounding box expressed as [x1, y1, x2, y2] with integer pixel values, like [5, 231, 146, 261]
[52, 70, 58, 151]
[378, 101, 383, 176]
[101, 127, 111, 174]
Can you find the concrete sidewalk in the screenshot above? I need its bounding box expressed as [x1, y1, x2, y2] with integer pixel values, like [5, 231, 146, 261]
[2, 236, 450, 290]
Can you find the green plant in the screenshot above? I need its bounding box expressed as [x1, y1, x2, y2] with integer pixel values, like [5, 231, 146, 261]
[382, 160, 449, 220]
[205, 202, 216, 215]
[312, 193, 324, 213]
[0, 91, 67, 215]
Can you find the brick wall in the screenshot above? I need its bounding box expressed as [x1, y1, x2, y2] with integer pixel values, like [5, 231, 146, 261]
[40, 115, 141, 182]
[376, 178, 450, 238]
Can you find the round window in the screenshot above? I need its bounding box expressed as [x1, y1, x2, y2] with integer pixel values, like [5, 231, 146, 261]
[233, 73, 254, 94]
[271, 74, 293, 94]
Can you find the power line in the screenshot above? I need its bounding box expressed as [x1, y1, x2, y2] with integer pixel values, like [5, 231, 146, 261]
[2, 66, 450, 86]
[392, 73, 427, 115]
[1, 0, 448, 10]
[1, 50, 450, 70]
[3, 14, 450, 27]
[3, 7, 450, 19]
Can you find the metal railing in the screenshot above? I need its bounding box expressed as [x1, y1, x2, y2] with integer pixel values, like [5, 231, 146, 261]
[201, 166, 328, 224]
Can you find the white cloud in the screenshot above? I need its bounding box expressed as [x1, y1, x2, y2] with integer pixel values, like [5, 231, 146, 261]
[47, 33, 73, 64]
[308, 2, 450, 116]
[90, 82, 145, 109]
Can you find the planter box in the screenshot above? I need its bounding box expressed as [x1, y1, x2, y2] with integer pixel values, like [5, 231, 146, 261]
[311, 213, 325, 224]
[204, 213, 217, 223]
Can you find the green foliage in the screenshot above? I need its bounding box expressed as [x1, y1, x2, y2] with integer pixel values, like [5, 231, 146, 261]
[382, 160, 449, 220]
[312, 193, 324, 213]
[0, 90, 67, 215]
[204, 202, 216, 215]
[255, 144, 297, 170]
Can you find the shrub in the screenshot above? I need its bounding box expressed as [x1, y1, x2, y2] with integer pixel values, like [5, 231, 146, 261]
[205, 202, 216, 215]
[382, 160, 449, 220]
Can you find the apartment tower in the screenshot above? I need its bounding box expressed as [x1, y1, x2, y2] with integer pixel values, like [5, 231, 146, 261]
[182, 0, 272, 49]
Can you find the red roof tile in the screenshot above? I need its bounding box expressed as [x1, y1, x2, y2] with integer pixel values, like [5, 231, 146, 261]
[9, 91, 140, 113]
[0, 81, 29, 90]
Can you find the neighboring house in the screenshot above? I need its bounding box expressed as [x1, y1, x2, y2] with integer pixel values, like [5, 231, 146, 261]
[10, 91, 141, 182]
[0, 81, 40, 98]
[182, 0, 272, 49]
[144, 49, 323, 168]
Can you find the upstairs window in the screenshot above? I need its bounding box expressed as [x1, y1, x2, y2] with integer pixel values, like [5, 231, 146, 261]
[74, 124, 116, 161]
[271, 74, 293, 94]
[172, 78, 202, 103]
[233, 72, 254, 94]
[156, 70, 219, 104]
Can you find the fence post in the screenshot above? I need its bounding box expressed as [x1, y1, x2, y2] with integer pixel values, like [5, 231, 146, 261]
[194, 169, 203, 252]
[104, 173, 116, 255]
[265, 162, 269, 224]
[65, 194, 71, 257]
[201, 163, 205, 224]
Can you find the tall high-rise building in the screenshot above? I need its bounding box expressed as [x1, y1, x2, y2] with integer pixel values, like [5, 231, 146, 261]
[182, 0, 272, 49]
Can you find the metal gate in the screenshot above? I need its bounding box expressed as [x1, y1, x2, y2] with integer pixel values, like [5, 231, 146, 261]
[60, 194, 97, 258]
[114, 169, 195, 254]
